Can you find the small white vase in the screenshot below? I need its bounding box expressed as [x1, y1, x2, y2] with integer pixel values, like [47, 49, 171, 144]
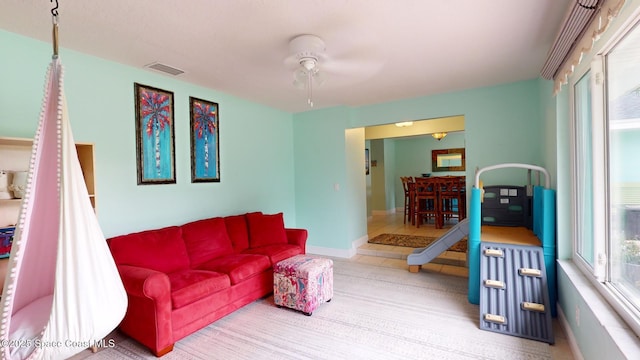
[9, 171, 27, 199]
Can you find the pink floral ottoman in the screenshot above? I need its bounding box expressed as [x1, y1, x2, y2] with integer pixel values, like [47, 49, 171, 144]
[273, 254, 333, 316]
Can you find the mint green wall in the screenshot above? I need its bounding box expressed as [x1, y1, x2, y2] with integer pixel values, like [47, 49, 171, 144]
[539, 78, 559, 189]
[352, 81, 544, 186]
[345, 128, 367, 242]
[368, 138, 402, 214]
[556, 265, 628, 359]
[0, 30, 296, 237]
[293, 107, 351, 251]
[369, 139, 387, 212]
[294, 80, 545, 251]
[383, 138, 396, 211]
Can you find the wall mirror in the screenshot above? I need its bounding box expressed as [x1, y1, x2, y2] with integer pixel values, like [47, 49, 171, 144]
[432, 148, 465, 172]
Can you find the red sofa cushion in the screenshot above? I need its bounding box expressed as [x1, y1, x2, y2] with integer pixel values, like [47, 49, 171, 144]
[167, 269, 230, 309]
[243, 244, 304, 266]
[108, 226, 190, 274]
[197, 254, 271, 285]
[224, 214, 253, 252]
[181, 217, 234, 267]
[247, 212, 287, 248]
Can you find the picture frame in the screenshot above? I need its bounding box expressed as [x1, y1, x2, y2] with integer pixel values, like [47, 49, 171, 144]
[134, 83, 176, 185]
[431, 148, 465, 172]
[189, 96, 220, 182]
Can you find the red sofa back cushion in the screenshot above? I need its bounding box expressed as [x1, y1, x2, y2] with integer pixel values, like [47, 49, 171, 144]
[108, 226, 190, 273]
[224, 213, 254, 252]
[247, 212, 288, 248]
[181, 217, 235, 267]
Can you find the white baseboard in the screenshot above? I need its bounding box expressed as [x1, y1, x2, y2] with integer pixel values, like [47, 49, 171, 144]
[306, 245, 356, 258]
[557, 302, 584, 360]
[306, 234, 369, 259]
[351, 234, 368, 249]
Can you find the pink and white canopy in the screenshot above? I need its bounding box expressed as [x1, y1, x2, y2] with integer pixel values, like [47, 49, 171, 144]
[0, 57, 127, 359]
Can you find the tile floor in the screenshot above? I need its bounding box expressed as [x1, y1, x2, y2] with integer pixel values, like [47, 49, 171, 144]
[350, 211, 576, 360]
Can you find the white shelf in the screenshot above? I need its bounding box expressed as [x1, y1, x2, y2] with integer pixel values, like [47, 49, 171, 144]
[0, 137, 96, 225]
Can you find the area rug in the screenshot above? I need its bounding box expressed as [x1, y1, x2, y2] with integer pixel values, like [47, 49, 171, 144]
[368, 233, 467, 253]
[86, 260, 552, 360]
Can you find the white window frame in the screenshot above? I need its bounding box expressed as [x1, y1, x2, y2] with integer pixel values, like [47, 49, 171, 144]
[591, 54, 608, 282]
[570, 8, 640, 337]
[570, 69, 595, 275]
[570, 62, 607, 281]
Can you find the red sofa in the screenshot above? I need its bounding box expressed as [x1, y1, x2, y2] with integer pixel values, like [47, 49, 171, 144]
[107, 212, 307, 356]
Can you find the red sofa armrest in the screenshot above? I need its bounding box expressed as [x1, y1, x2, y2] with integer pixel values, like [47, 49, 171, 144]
[286, 228, 308, 253]
[118, 265, 171, 300]
[116, 265, 174, 356]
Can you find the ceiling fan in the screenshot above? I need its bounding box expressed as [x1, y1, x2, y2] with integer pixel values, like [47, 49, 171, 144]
[285, 34, 327, 107]
[285, 34, 384, 108]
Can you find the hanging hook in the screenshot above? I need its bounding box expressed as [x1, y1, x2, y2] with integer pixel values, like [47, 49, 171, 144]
[51, 0, 59, 17]
[52, 22, 59, 58]
[51, 0, 59, 58]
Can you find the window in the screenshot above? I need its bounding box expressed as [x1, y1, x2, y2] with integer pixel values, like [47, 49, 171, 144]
[606, 20, 640, 314]
[572, 14, 640, 332]
[573, 71, 596, 270]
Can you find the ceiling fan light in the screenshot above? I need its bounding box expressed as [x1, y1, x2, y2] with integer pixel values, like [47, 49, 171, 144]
[300, 57, 317, 71]
[313, 70, 326, 86]
[292, 78, 306, 89]
[294, 67, 325, 86]
[293, 69, 308, 83]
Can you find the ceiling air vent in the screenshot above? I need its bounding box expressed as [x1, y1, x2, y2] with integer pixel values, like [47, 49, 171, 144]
[145, 62, 185, 76]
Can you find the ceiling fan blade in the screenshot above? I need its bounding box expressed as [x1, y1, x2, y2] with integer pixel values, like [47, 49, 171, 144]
[285, 33, 385, 90]
[321, 58, 385, 78]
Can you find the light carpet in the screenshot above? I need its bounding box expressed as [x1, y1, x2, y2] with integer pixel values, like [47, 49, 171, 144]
[87, 259, 551, 360]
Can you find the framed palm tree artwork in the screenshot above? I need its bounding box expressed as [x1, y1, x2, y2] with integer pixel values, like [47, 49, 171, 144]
[134, 83, 176, 185]
[189, 96, 220, 183]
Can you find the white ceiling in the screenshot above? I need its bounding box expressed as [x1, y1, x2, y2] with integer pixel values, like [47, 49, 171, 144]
[0, 0, 571, 113]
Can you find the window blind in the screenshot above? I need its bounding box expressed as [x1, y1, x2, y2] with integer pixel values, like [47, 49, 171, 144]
[540, 0, 601, 80]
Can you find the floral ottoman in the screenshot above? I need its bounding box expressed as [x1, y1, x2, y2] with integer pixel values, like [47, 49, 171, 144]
[273, 254, 333, 316]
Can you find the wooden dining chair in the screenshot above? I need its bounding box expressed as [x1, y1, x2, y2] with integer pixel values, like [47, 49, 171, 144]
[400, 176, 414, 224]
[440, 176, 466, 224]
[439, 177, 458, 224]
[457, 177, 467, 220]
[414, 177, 440, 228]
